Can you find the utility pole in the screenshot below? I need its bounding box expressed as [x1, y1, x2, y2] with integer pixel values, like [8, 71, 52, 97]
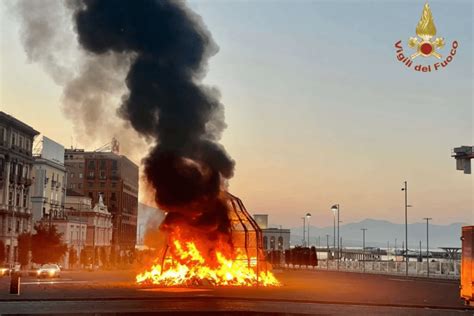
[387, 241, 390, 260]
[361, 228, 367, 273]
[401, 181, 409, 276]
[395, 238, 397, 261]
[423, 217, 432, 277]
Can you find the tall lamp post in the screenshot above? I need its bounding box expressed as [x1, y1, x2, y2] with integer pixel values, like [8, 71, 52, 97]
[306, 213, 311, 247]
[401, 181, 412, 276]
[301, 216, 306, 247]
[331, 204, 340, 269]
[361, 228, 368, 273]
[423, 217, 432, 277]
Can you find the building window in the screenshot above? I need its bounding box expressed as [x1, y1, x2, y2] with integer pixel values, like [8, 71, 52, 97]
[78, 183, 82, 189]
[16, 193, 20, 206]
[88, 160, 95, 169]
[88, 171, 94, 179]
[16, 220, 20, 233]
[100, 160, 106, 170]
[70, 172, 74, 178]
[88, 182, 93, 188]
[79, 173, 83, 179]
[111, 160, 118, 170]
[99, 170, 106, 179]
[278, 237, 284, 250]
[23, 192, 27, 207]
[270, 236, 276, 250]
[11, 133, 16, 148]
[263, 236, 268, 250]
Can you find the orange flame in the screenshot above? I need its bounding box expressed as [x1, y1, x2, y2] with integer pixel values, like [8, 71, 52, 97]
[136, 235, 280, 287]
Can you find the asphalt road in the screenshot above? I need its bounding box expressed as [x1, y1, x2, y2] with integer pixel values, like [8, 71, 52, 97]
[0, 269, 470, 315]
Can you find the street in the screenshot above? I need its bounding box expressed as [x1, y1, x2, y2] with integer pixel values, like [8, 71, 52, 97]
[0, 269, 470, 315]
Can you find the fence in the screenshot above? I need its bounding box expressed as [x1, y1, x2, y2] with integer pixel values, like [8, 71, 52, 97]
[312, 259, 460, 279]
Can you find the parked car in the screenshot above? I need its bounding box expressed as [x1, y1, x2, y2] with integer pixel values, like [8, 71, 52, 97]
[36, 264, 61, 278]
[0, 264, 11, 277]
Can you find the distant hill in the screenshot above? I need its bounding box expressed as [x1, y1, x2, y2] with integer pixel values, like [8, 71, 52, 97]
[289, 219, 466, 249]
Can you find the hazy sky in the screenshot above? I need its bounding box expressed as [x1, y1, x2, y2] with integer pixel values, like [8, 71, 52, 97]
[1, 0, 472, 228]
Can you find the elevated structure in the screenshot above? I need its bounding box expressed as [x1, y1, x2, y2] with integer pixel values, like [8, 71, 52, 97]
[452, 146, 473, 174]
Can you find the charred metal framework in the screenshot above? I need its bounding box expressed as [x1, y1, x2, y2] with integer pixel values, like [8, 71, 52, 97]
[158, 192, 271, 285]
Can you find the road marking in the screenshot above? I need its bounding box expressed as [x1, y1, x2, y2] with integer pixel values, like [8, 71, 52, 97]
[387, 278, 414, 282]
[21, 280, 90, 285]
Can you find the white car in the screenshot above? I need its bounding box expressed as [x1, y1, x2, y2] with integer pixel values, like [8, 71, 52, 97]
[36, 264, 61, 278]
[0, 264, 11, 277]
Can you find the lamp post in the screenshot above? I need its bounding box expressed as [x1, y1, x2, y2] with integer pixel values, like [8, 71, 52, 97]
[423, 217, 432, 277]
[306, 213, 311, 247]
[331, 204, 340, 269]
[401, 181, 412, 276]
[326, 234, 329, 269]
[361, 228, 367, 272]
[301, 216, 306, 247]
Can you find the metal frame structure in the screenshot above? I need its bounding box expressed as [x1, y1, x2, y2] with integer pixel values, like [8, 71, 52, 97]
[157, 192, 270, 285]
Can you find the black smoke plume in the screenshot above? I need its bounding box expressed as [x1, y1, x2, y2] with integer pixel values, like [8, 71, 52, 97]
[73, 0, 235, 238]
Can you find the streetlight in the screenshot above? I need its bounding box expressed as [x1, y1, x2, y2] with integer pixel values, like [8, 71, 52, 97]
[401, 181, 412, 276]
[306, 213, 311, 247]
[301, 216, 306, 247]
[361, 228, 368, 273]
[331, 204, 340, 269]
[325, 234, 329, 270]
[423, 217, 432, 277]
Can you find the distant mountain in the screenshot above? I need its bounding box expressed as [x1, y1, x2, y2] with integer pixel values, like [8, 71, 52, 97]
[289, 219, 466, 249]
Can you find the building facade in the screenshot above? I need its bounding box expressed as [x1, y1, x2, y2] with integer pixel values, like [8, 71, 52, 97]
[0, 111, 39, 264]
[31, 136, 67, 225]
[65, 191, 113, 267]
[253, 214, 291, 251]
[64, 149, 138, 253]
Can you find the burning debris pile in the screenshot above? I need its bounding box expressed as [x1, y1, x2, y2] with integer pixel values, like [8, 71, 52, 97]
[68, 0, 278, 286]
[137, 194, 279, 286]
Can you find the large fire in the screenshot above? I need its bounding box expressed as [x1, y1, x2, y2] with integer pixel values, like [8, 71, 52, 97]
[136, 229, 280, 287]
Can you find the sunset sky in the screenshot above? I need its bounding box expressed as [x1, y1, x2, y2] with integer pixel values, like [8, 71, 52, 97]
[1, 0, 472, 228]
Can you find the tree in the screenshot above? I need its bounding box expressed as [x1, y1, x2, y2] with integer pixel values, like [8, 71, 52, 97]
[69, 248, 78, 268]
[0, 241, 5, 264]
[100, 247, 108, 267]
[31, 224, 67, 265]
[17, 233, 31, 266]
[80, 249, 89, 267]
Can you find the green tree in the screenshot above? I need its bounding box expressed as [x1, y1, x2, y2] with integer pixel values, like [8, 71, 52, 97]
[69, 248, 78, 268]
[17, 233, 31, 266]
[31, 224, 67, 265]
[0, 240, 5, 264]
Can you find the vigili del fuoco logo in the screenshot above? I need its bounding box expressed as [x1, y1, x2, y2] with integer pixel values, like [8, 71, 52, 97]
[394, 3, 458, 72]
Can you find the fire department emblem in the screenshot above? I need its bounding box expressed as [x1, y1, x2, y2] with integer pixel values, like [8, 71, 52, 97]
[408, 3, 444, 59]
